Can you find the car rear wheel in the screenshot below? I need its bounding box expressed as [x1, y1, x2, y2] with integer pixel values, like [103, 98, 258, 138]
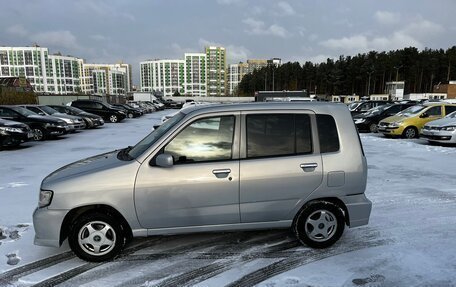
[293, 201, 345, 248]
[109, 114, 119, 123]
[369, 123, 378, 133]
[127, 113, 133, 119]
[402, 126, 418, 139]
[68, 212, 126, 262]
[32, 127, 45, 141]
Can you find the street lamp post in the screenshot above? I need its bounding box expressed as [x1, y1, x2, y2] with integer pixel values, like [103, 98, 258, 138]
[394, 65, 403, 82]
[367, 71, 374, 97]
[272, 67, 275, 91]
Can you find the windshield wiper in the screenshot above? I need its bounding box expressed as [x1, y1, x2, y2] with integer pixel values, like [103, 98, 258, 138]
[117, 145, 133, 161]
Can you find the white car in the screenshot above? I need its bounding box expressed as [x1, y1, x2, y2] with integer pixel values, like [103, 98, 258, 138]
[421, 110, 456, 144]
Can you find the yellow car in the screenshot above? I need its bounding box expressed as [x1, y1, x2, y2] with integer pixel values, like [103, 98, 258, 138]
[378, 103, 456, 138]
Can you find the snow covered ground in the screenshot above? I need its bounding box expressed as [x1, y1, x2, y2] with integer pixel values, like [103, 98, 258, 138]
[1, 110, 456, 286]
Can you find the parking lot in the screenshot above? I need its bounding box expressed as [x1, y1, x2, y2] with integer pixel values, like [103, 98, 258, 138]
[1, 110, 456, 286]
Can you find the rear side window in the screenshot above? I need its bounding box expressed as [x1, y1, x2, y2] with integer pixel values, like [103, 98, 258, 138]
[246, 114, 312, 158]
[445, 105, 456, 114]
[316, 114, 340, 153]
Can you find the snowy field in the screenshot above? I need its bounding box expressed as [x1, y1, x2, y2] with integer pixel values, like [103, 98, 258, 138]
[1, 109, 456, 287]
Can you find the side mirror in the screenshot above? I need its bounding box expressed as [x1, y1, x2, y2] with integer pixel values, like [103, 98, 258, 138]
[155, 153, 174, 168]
[39, 112, 45, 116]
[420, 113, 429, 118]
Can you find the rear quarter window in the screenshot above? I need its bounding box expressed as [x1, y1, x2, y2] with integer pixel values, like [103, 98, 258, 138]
[316, 114, 340, 153]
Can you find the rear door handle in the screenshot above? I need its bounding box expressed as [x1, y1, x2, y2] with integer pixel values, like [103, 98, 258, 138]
[300, 163, 318, 170]
[212, 168, 231, 179]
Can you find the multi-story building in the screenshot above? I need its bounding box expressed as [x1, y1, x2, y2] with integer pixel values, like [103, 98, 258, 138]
[0, 46, 52, 93]
[205, 46, 226, 96]
[184, 53, 206, 96]
[140, 59, 185, 97]
[81, 63, 128, 96]
[48, 54, 83, 94]
[0, 46, 131, 96]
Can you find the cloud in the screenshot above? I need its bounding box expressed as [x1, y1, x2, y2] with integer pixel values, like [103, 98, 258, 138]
[216, 0, 244, 5]
[242, 18, 290, 38]
[30, 30, 80, 50]
[90, 34, 109, 41]
[277, 2, 295, 16]
[319, 18, 444, 54]
[6, 25, 28, 37]
[75, 1, 135, 21]
[374, 11, 400, 25]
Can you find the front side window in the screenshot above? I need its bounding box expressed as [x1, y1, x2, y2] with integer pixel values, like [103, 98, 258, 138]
[164, 116, 235, 164]
[426, 106, 441, 116]
[246, 114, 312, 158]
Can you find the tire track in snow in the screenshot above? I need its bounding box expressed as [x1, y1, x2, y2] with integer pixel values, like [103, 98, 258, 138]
[225, 238, 392, 287]
[31, 232, 242, 287]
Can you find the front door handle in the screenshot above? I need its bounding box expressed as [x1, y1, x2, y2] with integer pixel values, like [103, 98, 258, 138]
[300, 163, 318, 170]
[212, 169, 231, 178]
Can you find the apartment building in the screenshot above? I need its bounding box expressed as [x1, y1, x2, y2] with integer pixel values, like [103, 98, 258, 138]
[0, 46, 52, 93]
[184, 53, 206, 97]
[206, 46, 226, 96]
[81, 63, 128, 96]
[48, 54, 83, 94]
[140, 59, 185, 97]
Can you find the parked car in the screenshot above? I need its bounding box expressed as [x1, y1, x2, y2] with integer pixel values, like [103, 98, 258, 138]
[353, 103, 415, 133]
[112, 104, 142, 118]
[69, 100, 127, 123]
[162, 99, 182, 109]
[378, 103, 456, 138]
[421, 111, 456, 144]
[0, 105, 70, 141]
[21, 105, 86, 131]
[33, 102, 371, 262]
[0, 118, 34, 147]
[348, 100, 390, 117]
[48, 105, 104, 129]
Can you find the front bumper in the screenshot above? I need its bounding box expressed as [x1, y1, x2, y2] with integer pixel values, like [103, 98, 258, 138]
[1, 131, 33, 146]
[341, 193, 372, 228]
[33, 207, 68, 247]
[378, 124, 404, 136]
[421, 130, 456, 143]
[46, 125, 70, 136]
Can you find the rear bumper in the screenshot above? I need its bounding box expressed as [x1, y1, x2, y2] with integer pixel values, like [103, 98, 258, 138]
[33, 207, 68, 247]
[341, 193, 372, 228]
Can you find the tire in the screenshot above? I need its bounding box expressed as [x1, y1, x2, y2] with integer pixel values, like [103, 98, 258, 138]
[402, 126, 418, 139]
[68, 212, 126, 262]
[369, 123, 378, 133]
[293, 201, 345, 249]
[127, 113, 133, 119]
[109, 114, 119, 123]
[32, 127, 45, 141]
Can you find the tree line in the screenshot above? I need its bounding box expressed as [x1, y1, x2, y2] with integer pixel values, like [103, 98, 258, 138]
[236, 46, 456, 97]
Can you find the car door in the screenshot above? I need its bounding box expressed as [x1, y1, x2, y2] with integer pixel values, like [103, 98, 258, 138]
[239, 111, 323, 223]
[134, 112, 241, 229]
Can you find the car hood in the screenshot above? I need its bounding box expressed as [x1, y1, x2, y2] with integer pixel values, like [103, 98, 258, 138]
[380, 115, 404, 123]
[41, 150, 125, 187]
[0, 119, 29, 128]
[425, 117, 456, 127]
[27, 114, 65, 124]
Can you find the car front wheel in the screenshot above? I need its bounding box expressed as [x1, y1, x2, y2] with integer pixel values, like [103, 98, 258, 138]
[68, 212, 126, 262]
[32, 127, 45, 141]
[402, 126, 418, 139]
[109, 114, 119, 123]
[293, 201, 345, 248]
[369, 123, 378, 133]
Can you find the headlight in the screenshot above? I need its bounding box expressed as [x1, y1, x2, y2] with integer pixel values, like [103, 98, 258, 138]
[389, 121, 402, 128]
[39, 190, 53, 208]
[441, 126, 456, 131]
[354, 118, 365, 124]
[0, 126, 22, 133]
[62, 118, 73, 124]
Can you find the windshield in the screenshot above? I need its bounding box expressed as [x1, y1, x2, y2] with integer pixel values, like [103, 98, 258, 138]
[397, 105, 426, 116]
[40, 106, 59, 115]
[446, 111, 456, 118]
[67, 106, 86, 114]
[10, 106, 37, 116]
[362, 104, 390, 116]
[128, 112, 186, 158]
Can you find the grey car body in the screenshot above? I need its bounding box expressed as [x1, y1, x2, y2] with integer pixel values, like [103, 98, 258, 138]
[34, 102, 371, 261]
[421, 111, 456, 143]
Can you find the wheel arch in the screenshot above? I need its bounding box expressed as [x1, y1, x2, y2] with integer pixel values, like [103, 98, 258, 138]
[293, 197, 350, 227]
[402, 125, 419, 138]
[60, 204, 133, 245]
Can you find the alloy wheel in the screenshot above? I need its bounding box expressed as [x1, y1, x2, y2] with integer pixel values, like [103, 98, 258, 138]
[304, 210, 338, 242]
[78, 221, 117, 256]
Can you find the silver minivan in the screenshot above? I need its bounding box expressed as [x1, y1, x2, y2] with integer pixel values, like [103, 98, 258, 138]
[33, 102, 372, 262]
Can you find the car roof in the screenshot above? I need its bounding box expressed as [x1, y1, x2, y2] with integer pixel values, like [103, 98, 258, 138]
[181, 102, 349, 116]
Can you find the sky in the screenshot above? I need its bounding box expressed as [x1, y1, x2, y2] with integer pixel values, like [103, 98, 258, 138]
[1, 0, 456, 85]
